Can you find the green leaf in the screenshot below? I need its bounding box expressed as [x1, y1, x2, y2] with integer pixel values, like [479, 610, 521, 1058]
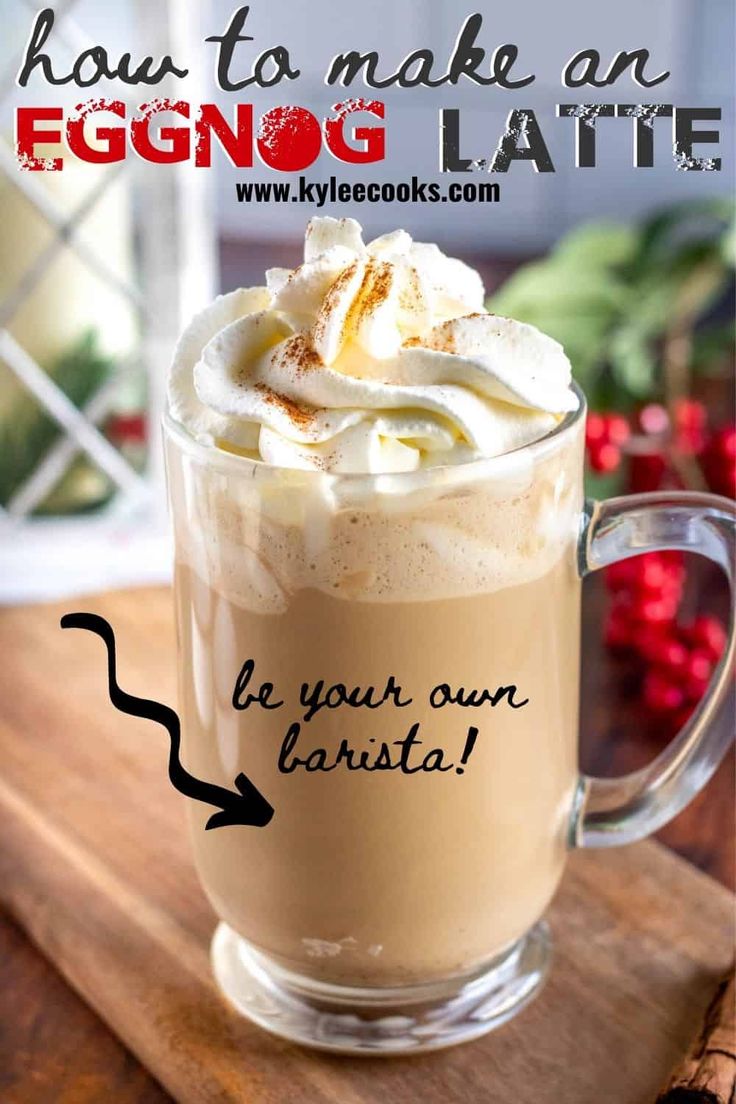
[608, 326, 658, 397]
[720, 217, 736, 268]
[489, 202, 733, 408]
[585, 467, 627, 500]
[551, 222, 640, 270]
[490, 262, 626, 325]
[636, 199, 734, 272]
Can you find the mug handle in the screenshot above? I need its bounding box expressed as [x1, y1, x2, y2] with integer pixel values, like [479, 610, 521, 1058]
[571, 491, 735, 849]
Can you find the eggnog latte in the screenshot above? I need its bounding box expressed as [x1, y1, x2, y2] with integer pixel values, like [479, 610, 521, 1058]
[166, 216, 583, 1041]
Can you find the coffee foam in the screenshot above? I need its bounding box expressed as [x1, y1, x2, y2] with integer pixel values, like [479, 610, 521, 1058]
[166, 416, 584, 611]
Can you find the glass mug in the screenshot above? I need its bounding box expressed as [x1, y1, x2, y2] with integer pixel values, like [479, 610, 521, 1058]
[163, 383, 734, 1054]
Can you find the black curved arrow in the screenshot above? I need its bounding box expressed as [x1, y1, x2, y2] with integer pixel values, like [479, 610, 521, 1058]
[60, 612, 274, 830]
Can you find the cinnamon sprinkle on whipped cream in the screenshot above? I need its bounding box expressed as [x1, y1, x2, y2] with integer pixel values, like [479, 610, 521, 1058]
[168, 217, 577, 473]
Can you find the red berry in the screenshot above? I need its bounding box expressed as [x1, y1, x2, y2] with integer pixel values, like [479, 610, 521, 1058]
[620, 556, 685, 618]
[674, 398, 708, 433]
[683, 616, 727, 662]
[635, 556, 670, 593]
[585, 412, 607, 447]
[664, 557, 686, 578]
[682, 648, 714, 703]
[650, 637, 689, 674]
[636, 625, 672, 662]
[635, 595, 680, 624]
[107, 412, 147, 444]
[656, 582, 686, 612]
[589, 442, 621, 473]
[685, 647, 715, 682]
[639, 404, 669, 436]
[676, 428, 707, 456]
[717, 425, 736, 461]
[643, 670, 685, 713]
[658, 571, 685, 595]
[605, 559, 639, 592]
[605, 413, 631, 446]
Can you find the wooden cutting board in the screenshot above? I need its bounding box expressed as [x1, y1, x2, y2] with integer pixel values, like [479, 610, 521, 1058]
[0, 588, 733, 1104]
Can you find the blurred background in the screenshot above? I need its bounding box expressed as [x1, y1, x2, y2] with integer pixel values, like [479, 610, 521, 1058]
[0, 0, 733, 603]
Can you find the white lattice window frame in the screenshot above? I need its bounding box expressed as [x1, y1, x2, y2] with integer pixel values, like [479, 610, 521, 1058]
[0, 0, 216, 603]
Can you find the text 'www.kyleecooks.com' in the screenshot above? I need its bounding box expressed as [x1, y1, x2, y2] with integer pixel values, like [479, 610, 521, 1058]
[234, 175, 501, 206]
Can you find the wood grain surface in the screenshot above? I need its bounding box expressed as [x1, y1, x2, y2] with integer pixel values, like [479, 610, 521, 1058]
[0, 915, 170, 1104]
[0, 586, 733, 1104]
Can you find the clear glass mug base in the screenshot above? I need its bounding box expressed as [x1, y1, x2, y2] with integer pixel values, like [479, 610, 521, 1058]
[211, 920, 551, 1054]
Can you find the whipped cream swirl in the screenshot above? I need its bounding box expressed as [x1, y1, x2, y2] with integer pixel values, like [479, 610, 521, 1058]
[168, 218, 577, 473]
